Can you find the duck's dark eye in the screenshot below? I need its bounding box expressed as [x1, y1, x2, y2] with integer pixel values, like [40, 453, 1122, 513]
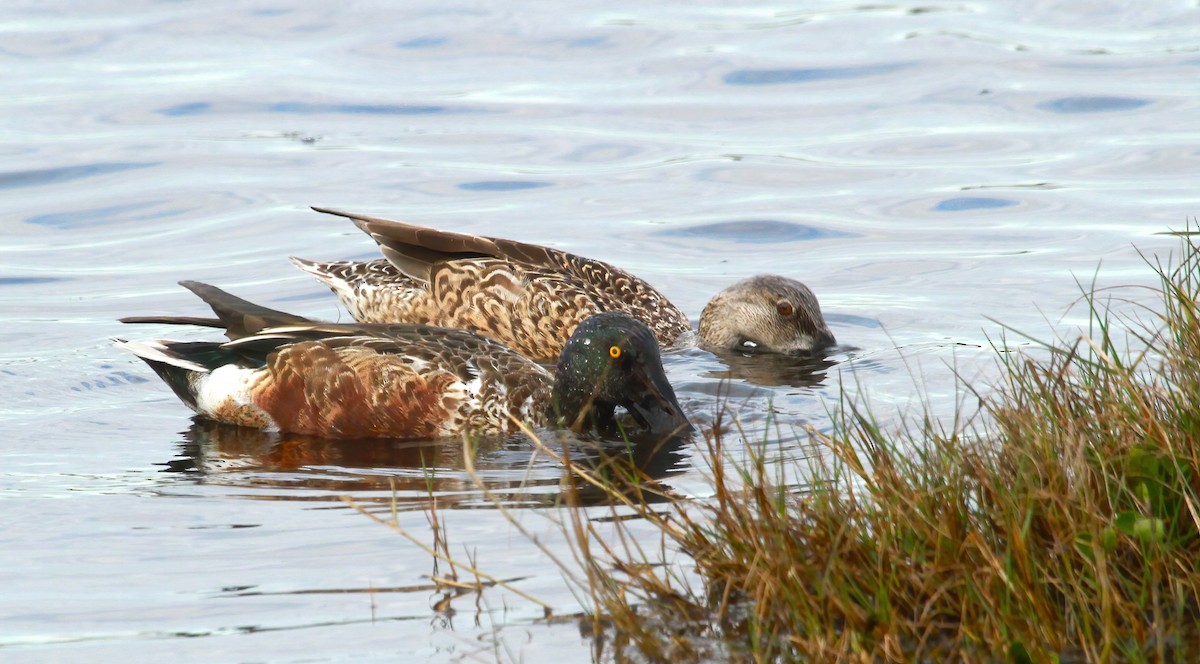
[608, 345, 622, 359]
[776, 300, 794, 317]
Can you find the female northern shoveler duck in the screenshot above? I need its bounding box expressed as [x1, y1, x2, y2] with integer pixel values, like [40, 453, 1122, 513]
[291, 207, 835, 363]
[115, 281, 690, 441]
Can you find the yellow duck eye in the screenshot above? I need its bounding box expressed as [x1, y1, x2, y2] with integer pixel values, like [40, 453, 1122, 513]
[608, 345, 622, 359]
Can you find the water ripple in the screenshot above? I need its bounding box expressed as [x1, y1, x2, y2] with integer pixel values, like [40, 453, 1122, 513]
[156, 100, 455, 118]
[817, 134, 1041, 165]
[0, 163, 159, 190]
[656, 220, 857, 243]
[456, 180, 553, 192]
[933, 197, 1019, 212]
[26, 201, 176, 229]
[265, 102, 448, 115]
[158, 102, 212, 117]
[0, 276, 68, 286]
[1036, 96, 1151, 114]
[395, 36, 448, 49]
[724, 63, 909, 85]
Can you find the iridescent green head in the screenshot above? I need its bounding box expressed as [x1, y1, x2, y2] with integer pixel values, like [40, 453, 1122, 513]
[551, 312, 691, 438]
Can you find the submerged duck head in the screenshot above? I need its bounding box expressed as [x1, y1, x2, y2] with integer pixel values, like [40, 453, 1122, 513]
[698, 274, 835, 356]
[551, 312, 691, 438]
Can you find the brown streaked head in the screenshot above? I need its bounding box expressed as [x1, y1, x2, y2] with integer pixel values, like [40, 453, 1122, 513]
[698, 274, 835, 356]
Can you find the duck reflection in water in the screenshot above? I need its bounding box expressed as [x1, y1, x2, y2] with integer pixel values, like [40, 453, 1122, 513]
[703, 348, 838, 389]
[163, 419, 692, 508]
[699, 311, 878, 389]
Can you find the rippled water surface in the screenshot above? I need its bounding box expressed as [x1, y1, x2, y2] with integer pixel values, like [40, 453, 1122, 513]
[3, 1, 1198, 661]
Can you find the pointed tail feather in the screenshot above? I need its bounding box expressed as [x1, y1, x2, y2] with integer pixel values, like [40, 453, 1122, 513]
[177, 281, 313, 339]
[289, 256, 339, 286]
[113, 338, 216, 410]
[289, 256, 368, 316]
[113, 339, 210, 373]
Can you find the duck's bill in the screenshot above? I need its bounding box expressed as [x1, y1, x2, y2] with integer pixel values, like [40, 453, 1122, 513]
[801, 328, 838, 355]
[624, 365, 693, 437]
[739, 328, 838, 356]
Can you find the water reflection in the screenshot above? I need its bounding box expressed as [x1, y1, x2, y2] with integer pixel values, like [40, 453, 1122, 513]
[166, 420, 468, 475]
[703, 349, 836, 389]
[161, 419, 692, 508]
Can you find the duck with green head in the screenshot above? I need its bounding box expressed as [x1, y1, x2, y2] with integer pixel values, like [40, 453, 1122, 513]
[115, 282, 691, 441]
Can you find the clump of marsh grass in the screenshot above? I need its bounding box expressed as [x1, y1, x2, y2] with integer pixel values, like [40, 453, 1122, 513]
[351, 233, 1200, 661]
[540, 233, 1200, 661]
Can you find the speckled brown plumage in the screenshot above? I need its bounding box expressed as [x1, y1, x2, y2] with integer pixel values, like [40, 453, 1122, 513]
[292, 208, 691, 362]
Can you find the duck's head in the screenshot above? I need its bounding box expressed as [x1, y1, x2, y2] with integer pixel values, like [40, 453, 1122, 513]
[698, 275, 835, 356]
[551, 312, 692, 438]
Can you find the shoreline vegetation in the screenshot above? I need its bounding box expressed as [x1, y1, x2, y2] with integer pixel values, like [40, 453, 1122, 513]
[351, 232, 1200, 662]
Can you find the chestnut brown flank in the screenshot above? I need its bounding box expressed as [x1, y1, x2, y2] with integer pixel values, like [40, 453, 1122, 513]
[253, 342, 454, 439]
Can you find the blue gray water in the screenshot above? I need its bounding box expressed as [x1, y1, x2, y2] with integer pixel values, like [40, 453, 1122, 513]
[2, 1, 1197, 661]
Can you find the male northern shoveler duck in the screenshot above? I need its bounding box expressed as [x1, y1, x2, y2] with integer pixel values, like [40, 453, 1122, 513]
[291, 207, 836, 363]
[115, 281, 690, 441]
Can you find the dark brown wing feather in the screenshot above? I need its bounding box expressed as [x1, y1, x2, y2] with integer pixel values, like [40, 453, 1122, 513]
[120, 280, 313, 340]
[313, 206, 556, 279]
